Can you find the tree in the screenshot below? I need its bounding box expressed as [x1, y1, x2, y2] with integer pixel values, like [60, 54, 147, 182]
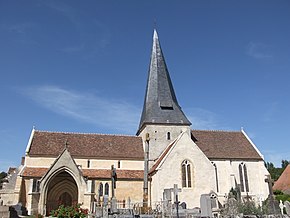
[265, 159, 290, 181]
[0, 171, 7, 181]
[265, 162, 281, 181]
[0, 171, 8, 189]
[281, 159, 289, 169]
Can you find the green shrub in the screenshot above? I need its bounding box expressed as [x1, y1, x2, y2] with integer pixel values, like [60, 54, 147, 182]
[275, 194, 290, 202]
[238, 201, 261, 215]
[273, 189, 284, 195]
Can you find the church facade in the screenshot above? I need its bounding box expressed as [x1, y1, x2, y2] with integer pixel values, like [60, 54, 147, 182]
[0, 30, 269, 215]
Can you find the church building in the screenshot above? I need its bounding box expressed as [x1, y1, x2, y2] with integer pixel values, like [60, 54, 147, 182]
[0, 29, 270, 216]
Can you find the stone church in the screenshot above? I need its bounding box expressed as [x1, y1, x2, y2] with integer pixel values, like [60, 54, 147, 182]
[0, 29, 270, 215]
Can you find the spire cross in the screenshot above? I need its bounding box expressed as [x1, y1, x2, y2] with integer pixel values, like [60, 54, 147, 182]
[154, 19, 157, 29]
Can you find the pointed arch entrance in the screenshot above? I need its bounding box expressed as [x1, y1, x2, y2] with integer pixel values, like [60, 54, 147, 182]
[46, 171, 78, 215]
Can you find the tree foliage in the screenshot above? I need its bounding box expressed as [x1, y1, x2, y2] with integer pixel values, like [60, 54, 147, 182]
[265, 159, 289, 181]
[0, 171, 8, 189]
[274, 190, 290, 202]
[0, 172, 7, 180]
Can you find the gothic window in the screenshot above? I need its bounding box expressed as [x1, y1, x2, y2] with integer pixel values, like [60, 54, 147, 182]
[87, 160, 90, 168]
[212, 162, 219, 192]
[239, 163, 249, 192]
[167, 132, 171, 140]
[118, 160, 121, 168]
[99, 183, 103, 196]
[32, 179, 40, 192]
[104, 183, 109, 195]
[181, 160, 192, 188]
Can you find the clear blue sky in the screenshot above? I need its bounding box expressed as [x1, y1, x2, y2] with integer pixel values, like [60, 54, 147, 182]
[1, 0, 290, 172]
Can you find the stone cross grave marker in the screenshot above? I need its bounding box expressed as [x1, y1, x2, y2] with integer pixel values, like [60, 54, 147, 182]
[265, 175, 278, 214]
[279, 200, 284, 215]
[110, 165, 118, 214]
[171, 184, 181, 218]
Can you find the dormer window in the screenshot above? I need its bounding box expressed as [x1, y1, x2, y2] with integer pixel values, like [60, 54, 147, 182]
[167, 132, 171, 140]
[160, 106, 174, 110]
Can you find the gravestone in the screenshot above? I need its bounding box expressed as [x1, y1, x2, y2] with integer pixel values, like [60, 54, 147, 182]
[285, 201, 290, 215]
[200, 194, 213, 217]
[127, 197, 131, 209]
[103, 195, 109, 218]
[163, 189, 171, 202]
[0, 205, 10, 218]
[180, 202, 186, 209]
[209, 192, 217, 209]
[162, 189, 172, 216]
[200, 192, 219, 217]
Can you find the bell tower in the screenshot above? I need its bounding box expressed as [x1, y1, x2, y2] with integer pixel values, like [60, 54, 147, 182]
[137, 29, 191, 161]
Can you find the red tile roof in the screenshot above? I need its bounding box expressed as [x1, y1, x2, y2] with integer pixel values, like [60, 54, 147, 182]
[28, 130, 144, 160]
[21, 167, 49, 177]
[273, 164, 290, 193]
[21, 167, 144, 180]
[191, 130, 263, 160]
[82, 169, 144, 180]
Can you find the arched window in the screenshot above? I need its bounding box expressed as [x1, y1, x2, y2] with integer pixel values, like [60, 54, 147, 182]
[104, 183, 109, 195]
[167, 132, 171, 140]
[181, 160, 192, 188]
[98, 183, 103, 197]
[212, 162, 219, 193]
[87, 160, 90, 168]
[239, 163, 249, 192]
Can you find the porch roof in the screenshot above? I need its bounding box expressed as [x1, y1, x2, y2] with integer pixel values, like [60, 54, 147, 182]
[21, 167, 144, 180]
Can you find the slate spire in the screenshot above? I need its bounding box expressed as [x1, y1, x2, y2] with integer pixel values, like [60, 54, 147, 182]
[137, 29, 191, 134]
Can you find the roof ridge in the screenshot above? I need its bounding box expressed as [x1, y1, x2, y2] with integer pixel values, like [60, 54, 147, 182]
[34, 129, 139, 137]
[191, 129, 241, 133]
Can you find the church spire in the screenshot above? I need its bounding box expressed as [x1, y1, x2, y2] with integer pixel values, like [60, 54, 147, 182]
[137, 29, 191, 134]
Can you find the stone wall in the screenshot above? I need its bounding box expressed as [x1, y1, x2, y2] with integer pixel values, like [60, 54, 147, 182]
[0, 205, 10, 218]
[150, 132, 216, 208]
[24, 156, 144, 170]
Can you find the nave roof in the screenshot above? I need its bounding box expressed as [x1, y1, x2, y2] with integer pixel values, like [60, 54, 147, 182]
[27, 130, 144, 160]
